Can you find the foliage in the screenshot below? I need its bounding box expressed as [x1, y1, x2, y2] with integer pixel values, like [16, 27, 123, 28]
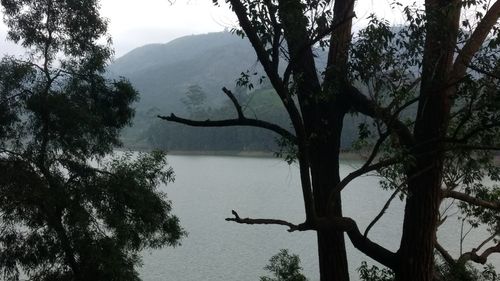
[435, 260, 500, 281]
[0, 0, 184, 280]
[181, 85, 209, 117]
[357, 262, 395, 281]
[357, 260, 500, 281]
[351, 1, 500, 239]
[259, 249, 308, 281]
[163, 0, 500, 280]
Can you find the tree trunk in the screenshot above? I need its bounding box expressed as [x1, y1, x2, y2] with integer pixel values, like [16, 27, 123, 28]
[396, 168, 442, 281]
[316, 198, 349, 281]
[278, 1, 353, 280]
[310, 110, 349, 281]
[396, 2, 461, 280]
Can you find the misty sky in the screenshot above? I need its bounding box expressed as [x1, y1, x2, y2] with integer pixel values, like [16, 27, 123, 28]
[0, 0, 415, 58]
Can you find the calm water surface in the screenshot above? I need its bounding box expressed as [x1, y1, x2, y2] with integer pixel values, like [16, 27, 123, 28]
[139, 155, 499, 281]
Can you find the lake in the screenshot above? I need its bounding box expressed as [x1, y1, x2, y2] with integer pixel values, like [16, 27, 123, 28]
[138, 155, 499, 281]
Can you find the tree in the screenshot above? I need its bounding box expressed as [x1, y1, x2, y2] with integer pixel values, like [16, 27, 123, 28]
[181, 84, 209, 117]
[260, 249, 308, 281]
[0, 0, 184, 280]
[160, 0, 500, 281]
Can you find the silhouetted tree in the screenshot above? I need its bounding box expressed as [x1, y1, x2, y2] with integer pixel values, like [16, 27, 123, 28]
[260, 249, 308, 281]
[0, 1, 184, 280]
[160, 0, 500, 281]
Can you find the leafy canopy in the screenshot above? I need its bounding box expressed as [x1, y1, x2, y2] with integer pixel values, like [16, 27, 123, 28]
[0, 1, 185, 280]
[260, 249, 308, 281]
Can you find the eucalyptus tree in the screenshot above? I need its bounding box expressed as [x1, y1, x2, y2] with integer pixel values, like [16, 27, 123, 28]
[0, 1, 184, 280]
[160, 0, 500, 281]
[260, 249, 308, 281]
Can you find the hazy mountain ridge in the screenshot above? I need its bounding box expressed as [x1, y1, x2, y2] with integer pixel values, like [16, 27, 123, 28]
[110, 32, 251, 75]
[110, 31, 359, 151]
[109, 32, 261, 112]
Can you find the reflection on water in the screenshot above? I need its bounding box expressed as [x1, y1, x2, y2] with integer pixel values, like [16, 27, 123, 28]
[139, 155, 499, 281]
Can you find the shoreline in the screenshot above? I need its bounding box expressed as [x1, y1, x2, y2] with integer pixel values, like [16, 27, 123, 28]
[118, 146, 365, 160]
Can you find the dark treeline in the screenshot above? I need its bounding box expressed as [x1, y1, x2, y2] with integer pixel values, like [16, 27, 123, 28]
[125, 85, 362, 152]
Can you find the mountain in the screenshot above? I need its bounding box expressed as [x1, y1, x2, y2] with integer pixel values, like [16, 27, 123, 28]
[108, 32, 262, 113]
[109, 31, 359, 151]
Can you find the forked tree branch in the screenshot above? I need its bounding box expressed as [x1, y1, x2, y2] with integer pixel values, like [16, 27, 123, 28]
[225, 210, 309, 232]
[158, 114, 296, 143]
[458, 241, 500, 265]
[228, 0, 281, 89]
[474, 233, 497, 253]
[336, 157, 402, 192]
[226, 210, 398, 269]
[159, 88, 297, 143]
[326, 156, 402, 215]
[228, 0, 308, 170]
[228, 0, 302, 131]
[437, 233, 500, 267]
[230, 0, 318, 221]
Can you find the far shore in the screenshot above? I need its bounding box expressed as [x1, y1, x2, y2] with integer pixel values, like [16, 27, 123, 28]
[118, 146, 500, 165]
[118, 146, 366, 160]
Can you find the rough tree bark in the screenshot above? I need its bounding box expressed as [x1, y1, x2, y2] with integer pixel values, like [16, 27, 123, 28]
[396, 1, 500, 280]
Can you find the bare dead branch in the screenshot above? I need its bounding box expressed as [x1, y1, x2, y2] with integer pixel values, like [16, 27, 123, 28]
[225, 210, 309, 232]
[158, 113, 297, 144]
[161, 87, 297, 142]
[226, 210, 398, 269]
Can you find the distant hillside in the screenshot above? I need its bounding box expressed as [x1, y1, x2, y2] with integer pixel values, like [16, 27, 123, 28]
[110, 31, 360, 152]
[109, 32, 261, 113]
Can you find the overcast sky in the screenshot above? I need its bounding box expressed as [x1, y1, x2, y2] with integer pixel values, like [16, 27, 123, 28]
[0, 0, 415, 58]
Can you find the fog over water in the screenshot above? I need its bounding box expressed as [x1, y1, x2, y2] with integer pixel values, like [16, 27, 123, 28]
[139, 155, 499, 281]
